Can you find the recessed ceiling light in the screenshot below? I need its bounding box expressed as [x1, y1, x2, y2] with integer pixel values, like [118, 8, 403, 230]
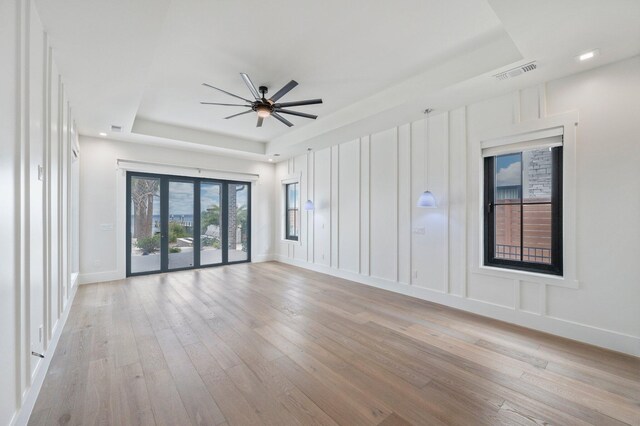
[578, 49, 599, 62]
[99, 132, 107, 136]
[268, 158, 273, 162]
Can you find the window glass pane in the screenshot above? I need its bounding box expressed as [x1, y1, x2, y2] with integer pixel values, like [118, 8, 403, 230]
[494, 204, 521, 261]
[200, 182, 222, 265]
[168, 181, 194, 270]
[130, 177, 161, 273]
[523, 203, 552, 264]
[495, 153, 521, 204]
[228, 183, 249, 262]
[287, 183, 298, 209]
[523, 148, 553, 202]
[286, 183, 299, 239]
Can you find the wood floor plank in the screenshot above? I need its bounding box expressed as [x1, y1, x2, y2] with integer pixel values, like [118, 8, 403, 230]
[154, 328, 227, 425]
[29, 262, 640, 426]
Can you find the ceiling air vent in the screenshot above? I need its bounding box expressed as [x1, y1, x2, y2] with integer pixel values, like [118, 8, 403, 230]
[111, 125, 122, 132]
[493, 61, 537, 81]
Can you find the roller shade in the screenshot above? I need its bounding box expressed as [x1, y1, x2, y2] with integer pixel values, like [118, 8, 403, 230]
[482, 126, 563, 157]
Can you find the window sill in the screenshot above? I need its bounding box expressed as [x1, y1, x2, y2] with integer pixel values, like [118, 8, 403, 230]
[473, 265, 579, 289]
[281, 238, 302, 246]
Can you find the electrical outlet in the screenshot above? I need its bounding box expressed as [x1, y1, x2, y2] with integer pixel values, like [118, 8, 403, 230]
[412, 227, 426, 235]
[38, 165, 44, 181]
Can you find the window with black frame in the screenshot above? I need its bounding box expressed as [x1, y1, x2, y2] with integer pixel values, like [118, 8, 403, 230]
[484, 145, 563, 275]
[285, 182, 299, 241]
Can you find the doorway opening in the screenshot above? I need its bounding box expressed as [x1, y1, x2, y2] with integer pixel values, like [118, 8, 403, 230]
[126, 172, 251, 276]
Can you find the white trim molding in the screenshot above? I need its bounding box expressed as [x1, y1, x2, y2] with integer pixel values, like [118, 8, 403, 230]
[280, 172, 303, 245]
[472, 110, 579, 289]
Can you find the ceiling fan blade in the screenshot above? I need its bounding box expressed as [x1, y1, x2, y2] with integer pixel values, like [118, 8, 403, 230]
[276, 109, 317, 120]
[224, 110, 253, 119]
[275, 98, 323, 108]
[269, 80, 298, 102]
[271, 112, 293, 127]
[202, 83, 252, 103]
[201, 102, 251, 107]
[256, 116, 264, 127]
[240, 73, 261, 100]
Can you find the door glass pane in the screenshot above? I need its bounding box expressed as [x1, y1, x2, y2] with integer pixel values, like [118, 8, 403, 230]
[200, 182, 222, 265]
[168, 181, 194, 269]
[130, 176, 161, 274]
[495, 204, 521, 260]
[523, 204, 552, 264]
[523, 148, 553, 203]
[495, 153, 521, 204]
[228, 183, 249, 262]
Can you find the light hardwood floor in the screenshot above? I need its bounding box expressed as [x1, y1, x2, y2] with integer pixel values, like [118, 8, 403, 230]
[30, 262, 640, 425]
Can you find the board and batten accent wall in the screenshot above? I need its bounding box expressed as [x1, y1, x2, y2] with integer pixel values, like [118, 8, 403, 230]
[275, 56, 640, 357]
[0, 0, 80, 424]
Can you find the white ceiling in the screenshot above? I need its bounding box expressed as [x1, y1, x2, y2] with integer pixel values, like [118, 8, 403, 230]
[35, 0, 640, 161]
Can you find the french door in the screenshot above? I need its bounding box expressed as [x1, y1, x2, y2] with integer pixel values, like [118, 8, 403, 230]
[126, 172, 251, 276]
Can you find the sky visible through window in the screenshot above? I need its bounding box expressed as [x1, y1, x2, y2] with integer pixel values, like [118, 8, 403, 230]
[496, 153, 521, 187]
[149, 183, 248, 216]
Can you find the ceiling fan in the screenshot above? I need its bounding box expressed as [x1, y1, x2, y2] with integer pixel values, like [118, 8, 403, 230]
[201, 73, 323, 128]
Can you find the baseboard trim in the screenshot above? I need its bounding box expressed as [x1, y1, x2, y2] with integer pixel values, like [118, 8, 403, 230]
[252, 253, 275, 263]
[78, 270, 123, 285]
[12, 281, 79, 426]
[274, 256, 640, 357]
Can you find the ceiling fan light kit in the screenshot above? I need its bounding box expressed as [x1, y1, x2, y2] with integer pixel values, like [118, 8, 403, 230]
[201, 73, 323, 128]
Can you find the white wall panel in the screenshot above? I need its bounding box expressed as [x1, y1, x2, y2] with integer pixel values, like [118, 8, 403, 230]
[411, 114, 448, 292]
[338, 140, 360, 273]
[330, 146, 339, 268]
[359, 136, 370, 275]
[520, 281, 541, 314]
[448, 107, 467, 297]
[369, 128, 398, 281]
[294, 153, 307, 262]
[397, 124, 411, 284]
[313, 148, 331, 266]
[49, 63, 60, 328]
[519, 86, 541, 122]
[468, 275, 516, 308]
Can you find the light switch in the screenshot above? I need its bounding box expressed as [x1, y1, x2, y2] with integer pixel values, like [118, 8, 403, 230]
[99, 223, 114, 231]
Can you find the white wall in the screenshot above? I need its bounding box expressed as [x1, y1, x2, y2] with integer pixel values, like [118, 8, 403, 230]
[78, 137, 276, 284]
[0, 0, 79, 424]
[275, 56, 640, 356]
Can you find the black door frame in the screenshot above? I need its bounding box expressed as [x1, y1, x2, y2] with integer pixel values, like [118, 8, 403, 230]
[126, 171, 251, 277]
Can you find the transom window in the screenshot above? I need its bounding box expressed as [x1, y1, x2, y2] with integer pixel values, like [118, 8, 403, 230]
[285, 182, 299, 241]
[484, 146, 563, 275]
